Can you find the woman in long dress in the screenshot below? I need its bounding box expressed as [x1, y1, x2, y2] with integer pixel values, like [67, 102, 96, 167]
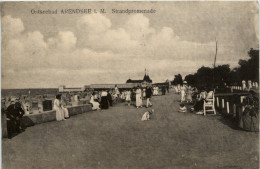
[180, 85, 186, 103]
[61, 96, 69, 119]
[90, 92, 100, 110]
[125, 90, 131, 106]
[131, 88, 136, 106]
[100, 90, 109, 109]
[136, 87, 142, 108]
[53, 94, 66, 121]
[186, 86, 193, 103]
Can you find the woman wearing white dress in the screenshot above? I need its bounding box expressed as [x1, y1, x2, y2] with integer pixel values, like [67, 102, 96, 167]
[90, 92, 100, 110]
[61, 97, 69, 119]
[153, 87, 156, 95]
[180, 85, 186, 103]
[136, 87, 142, 108]
[125, 90, 131, 106]
[53, 94, 66, 121]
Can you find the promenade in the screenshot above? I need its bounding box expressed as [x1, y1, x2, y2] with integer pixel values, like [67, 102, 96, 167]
[2, 90, 259, 169]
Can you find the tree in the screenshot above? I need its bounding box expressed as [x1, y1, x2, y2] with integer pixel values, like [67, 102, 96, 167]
[184, 74, 196, 86]
[172, 74, 183, 85]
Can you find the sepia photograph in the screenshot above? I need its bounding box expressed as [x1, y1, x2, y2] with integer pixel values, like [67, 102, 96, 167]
[1, 1, 259, 169]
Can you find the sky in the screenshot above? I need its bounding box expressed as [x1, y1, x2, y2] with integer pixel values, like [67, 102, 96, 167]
[1, 1, 259, 89]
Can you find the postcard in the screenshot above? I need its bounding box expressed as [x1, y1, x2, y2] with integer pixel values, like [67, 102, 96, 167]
[1, 1, 259, 169]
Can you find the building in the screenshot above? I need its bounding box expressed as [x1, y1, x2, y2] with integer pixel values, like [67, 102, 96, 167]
[88, 83, 139, 91]
[126, 69, 152, 87]
[58, 85, 84, 93]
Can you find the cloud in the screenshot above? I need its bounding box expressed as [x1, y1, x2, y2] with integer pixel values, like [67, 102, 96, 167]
[2, 15, 24, 39]
[1, 12, 258, 88]
[77, 13, 112, 33]
[76, 14, 138, 53]
[48, 31, 77, 52]
[124, 14, 155, 41]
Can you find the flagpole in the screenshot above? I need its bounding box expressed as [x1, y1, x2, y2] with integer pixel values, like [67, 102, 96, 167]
[213, 38, 217, 88]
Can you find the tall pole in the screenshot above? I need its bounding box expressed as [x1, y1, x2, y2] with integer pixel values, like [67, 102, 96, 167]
[213, 38, 217, 88]
[214, 38, 218, 69]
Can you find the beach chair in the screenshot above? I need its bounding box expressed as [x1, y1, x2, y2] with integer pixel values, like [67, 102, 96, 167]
[203, 91, 216, 116]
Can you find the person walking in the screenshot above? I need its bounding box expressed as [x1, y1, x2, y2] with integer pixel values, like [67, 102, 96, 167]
[146, 86, 153, 108]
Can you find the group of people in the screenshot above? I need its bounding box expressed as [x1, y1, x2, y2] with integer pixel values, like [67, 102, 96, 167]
[173, 82, 197, 103]
[177, 85, 214, 115]
[88, 85, 154, 110]
[2, 98, 25, 139]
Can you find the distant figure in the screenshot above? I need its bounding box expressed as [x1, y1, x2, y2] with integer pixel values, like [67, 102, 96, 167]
[125, 90, 131, 106]
[120, 91, 126, 102]
[136, 86, 143, 108]
[146, 86, 153, 108]
[90, 92, 100, 110]
[22, 100, 30, 115]
[166, 85, 169, 93]
[177, 84, 181, 94]
[162, 86, 166, 95]
[178, 103, 187, 113]
[141, 109, 154, 121]
[53, 94, 66, 121]
[242, 80, 246, 90]
[115, 85, 120, 98]
[153, 86, 159, 96]
[142, 89, 146, 100]
[107, 90, 113, 106]
[248, 80, 252, 90]
[131, 88, 136, 105]
[174, 85, 178, 94]
[6, 98, 25, 138]
[74, 94, 79, 102]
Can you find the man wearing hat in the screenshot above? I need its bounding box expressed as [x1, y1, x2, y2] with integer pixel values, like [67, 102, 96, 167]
[6, 98, 25, 138]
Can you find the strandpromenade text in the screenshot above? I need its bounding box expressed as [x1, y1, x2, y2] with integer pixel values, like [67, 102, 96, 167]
[30, 8, 156, 15]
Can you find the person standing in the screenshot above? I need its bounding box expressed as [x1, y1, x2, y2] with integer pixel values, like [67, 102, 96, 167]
[125, 90, 131, 106]
[136, 86, 142, 108]
[180, 85, 186, 103]
[186, 86, 193, 103]
[162, 86, 166, 95]
[242, 80, 246, 90]
[146, 86, 153, 108]
[131, 88, 136, 106]
[115, 85, 120, 98]
[107, 90, 113, 107]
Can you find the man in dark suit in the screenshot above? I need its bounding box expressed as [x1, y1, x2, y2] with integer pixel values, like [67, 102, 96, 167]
[6, 99, 25, 138]
[145, 86, 153, 108]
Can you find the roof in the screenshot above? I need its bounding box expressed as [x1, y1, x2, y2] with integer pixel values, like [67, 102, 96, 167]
[126, 79, 143, 83]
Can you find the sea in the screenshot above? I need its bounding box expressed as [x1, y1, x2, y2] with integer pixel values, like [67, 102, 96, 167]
[1, 88, 59, 98]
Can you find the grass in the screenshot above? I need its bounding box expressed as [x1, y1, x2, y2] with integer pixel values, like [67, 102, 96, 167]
[2, 90, 259, 169]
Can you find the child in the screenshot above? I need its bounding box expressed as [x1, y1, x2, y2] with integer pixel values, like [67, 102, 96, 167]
[141, 109, 154, 121]
[178, 103, 187, 113]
